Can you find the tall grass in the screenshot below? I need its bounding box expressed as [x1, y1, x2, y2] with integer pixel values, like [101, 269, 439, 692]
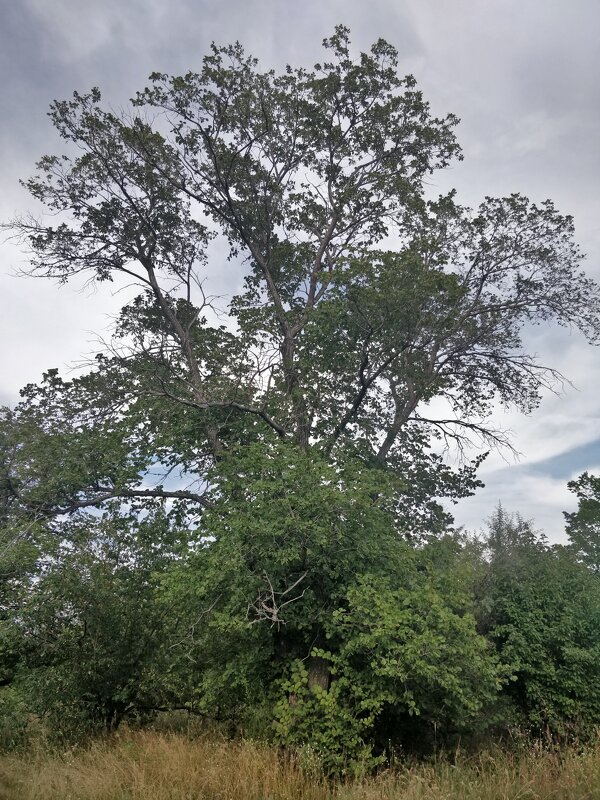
[2, 731, 600, 799]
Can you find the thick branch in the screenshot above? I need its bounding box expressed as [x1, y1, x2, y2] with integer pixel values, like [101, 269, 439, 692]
[37, 487, 213, 516]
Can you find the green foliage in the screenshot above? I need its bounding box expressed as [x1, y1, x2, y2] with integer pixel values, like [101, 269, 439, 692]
[274, 559, 502, 772]
[11, 513, 184, 741]
[274, 656, 384, 776]
[477, 507, 600, 739]
[565, 472, 600, 571]
[0, 686, 30, 751]
[158, 442, 402, 728]
[333, 573, 501, 737]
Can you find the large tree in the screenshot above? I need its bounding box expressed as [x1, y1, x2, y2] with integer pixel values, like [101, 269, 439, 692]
[9, 27, 597, 504]
[3, 26, 600, 761]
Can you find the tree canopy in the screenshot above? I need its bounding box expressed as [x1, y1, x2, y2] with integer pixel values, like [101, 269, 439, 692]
[10, 27, 598, 495]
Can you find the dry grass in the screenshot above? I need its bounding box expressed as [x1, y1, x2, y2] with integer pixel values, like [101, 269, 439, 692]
[2, 731, 600, 800]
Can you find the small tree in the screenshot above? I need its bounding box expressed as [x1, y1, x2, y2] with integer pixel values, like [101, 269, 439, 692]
[565, 473, 600, 572]
[476, 506, 600, 739]
[14, 512, 183, 739]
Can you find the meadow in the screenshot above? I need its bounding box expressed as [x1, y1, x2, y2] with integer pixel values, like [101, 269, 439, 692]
[2, 731, 600, 800]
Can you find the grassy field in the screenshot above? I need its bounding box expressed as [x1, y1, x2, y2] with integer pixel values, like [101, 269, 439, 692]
[2, 731, 600, 800]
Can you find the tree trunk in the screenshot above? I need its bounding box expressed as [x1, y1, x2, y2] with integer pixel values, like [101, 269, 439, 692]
[307, 655, 331, 692]
[281, 333, 310, 450]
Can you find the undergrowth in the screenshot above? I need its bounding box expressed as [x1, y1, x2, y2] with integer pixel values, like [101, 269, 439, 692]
[2, 730, 600, 799]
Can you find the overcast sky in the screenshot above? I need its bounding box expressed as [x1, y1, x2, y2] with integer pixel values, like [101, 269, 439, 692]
[1, 0, 599, 539]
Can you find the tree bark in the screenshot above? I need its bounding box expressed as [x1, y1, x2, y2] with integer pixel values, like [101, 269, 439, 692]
[307, 656, 331, 692]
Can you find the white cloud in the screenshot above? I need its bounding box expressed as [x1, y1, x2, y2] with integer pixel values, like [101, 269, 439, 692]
[452, 469, 577, 543]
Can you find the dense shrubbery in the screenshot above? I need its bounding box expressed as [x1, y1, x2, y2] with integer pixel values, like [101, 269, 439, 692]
[4, 491, 600, 773]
